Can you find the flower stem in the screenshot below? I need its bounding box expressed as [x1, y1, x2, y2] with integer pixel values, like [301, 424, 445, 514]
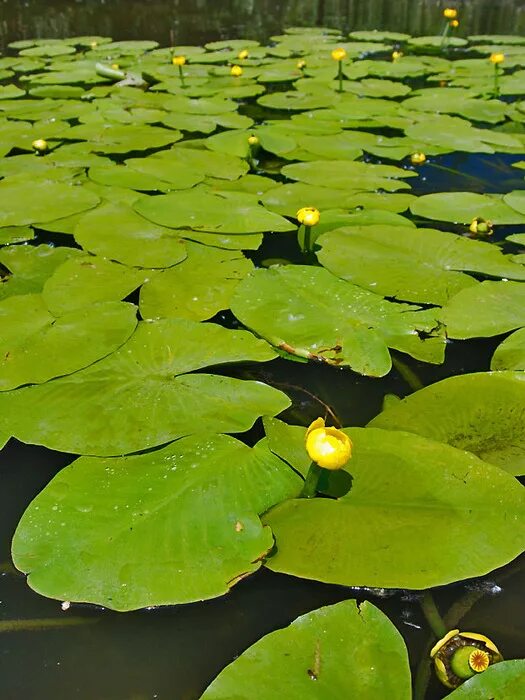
[300, 461, 322, 498]
[420, 591, 447, 639]
[178, 64, 186, 88]
[440, 22, 450, 49]
[337, 62, 343, 92]
[493, 64, 500, 97]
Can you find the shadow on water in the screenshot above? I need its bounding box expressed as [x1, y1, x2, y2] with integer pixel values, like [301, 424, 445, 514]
[1, 1, 525, 699]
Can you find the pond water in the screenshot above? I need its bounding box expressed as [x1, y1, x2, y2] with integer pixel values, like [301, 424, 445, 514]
[0, 1, 525, 699]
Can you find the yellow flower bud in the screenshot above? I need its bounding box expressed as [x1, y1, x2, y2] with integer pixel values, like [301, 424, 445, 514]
[443, 8, 458, 19]
[331, 47, 347, 62]
[247, 135, 259, 146]
[469, 216, 493, 236]
[238, 49, 249, 60]
[450, 19, 459, 27]
[230, 64, 243, 77]
[32, 139, 48, 154]
[410, 152, 426, 165]
[172, 55, 186, 66]
[490, 52, 505, 64]
[296, 207, 320, 227]
[392, 50, 403, 60]
[431, 629, 503, 689]
[297, 59, 306, 70]
[111, 63, 120, 70]
[305, 418, 352, 470]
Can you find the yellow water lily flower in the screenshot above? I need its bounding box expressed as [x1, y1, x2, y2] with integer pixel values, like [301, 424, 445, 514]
[450, 19, 459, 27]
[431, 629, 503, 689]
[297, 59, 306, 70]
[392, 50, 403, 60]
[111, 63, 120, 70]
[469, 216, 493, 236]
[443, 8, 458, 19]
[305, 418, 352, 470]
[331, 47, 347, 61]
[238, 49, 249, 60]
[31, 138, 48, 153]
[230, 64, 243, 77]
[247, 135, 259, 146]
[172, 55, 186, 66]
[490, 52, 505, 64]
[410, 152, 426, 165]
[296, 207, 320, 227]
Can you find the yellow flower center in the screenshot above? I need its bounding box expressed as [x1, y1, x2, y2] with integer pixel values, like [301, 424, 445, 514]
[331, 47, 347, 61]
[469, 650, 490, 673]
[443, 8, 457, 19]
[172, 55, 186, 66]
[296, 207, 320, 227]
[490, 52, 505, 64]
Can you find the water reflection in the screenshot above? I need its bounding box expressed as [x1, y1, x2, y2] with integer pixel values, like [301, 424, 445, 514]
[0, 0, 524, 51]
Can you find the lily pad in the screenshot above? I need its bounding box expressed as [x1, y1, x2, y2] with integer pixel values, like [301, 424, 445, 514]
[201, 600, 411, 700]
[443, 660, 525, 699]
[0, 295, 137, 390]
[230, 266, 444, 377]
[135, 190, 294, 234]
[139, 242, 253, 321]
[0, 319, 289, 456]
[317, 225, 525, 305]
[491, 328, 525, 371]
[369, 371, 525, 475]
[264, 425, 525, 588]
[0, 226, 34, 245]
[440, 281, 525, 338]
[281, 160, 415, 192]
[74, 202, 187, 268]
[410, 192, 525, 225]
[11, 435, 301, 610]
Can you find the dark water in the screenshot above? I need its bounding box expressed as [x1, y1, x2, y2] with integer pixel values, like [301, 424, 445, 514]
[1, 1, 525, 699]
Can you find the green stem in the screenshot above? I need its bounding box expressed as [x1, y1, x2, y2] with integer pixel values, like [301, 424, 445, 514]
[420, 591, 447, 639]
[0, 617, 98, 633]
[337, 62, 343, 92]
[178, 64, 186, 88]
[440, 22, 450, 49]
[392, 356, 424, 392]
[493, 64, 500, 98]
[300, 462, 322, 498]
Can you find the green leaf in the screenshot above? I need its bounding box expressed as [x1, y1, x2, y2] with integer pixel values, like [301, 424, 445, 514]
[135, 190, 294, 234]
[12, 435, 301, 610]
[443, 660, 525, 699]
[0, 296, 137, 391]
[369, 371, 525, 475]
[491, 328, 525, 371]
[58, 123, 181, 153]
[0, 226, 34, 245]
[0, 319, 289, 456]
[410, 192, 525, 225]
[74, 202, 187, 268]
[0, 178, 100, 227]
[230, 266, 444, 377]
[152, 146, 249, 180]
[41, 255, 148, 315]
[440, 281, 525, 338]
[317, 225, 525, 305]
[281, 160, 414, 192]
[264, 427, 525, 588]
[139, 242, 253, 321]
[201, 600, 411, 700]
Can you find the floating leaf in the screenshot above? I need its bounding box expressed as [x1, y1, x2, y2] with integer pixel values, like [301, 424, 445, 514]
[230, 266, 444, 377]
[201, 600, 411, 700]
[74, 202, 187, 268]
[440, 281, 525, 338]
[369, 372, 525, 475]
[0, 295, 137, 390]
[0, 319, 289, 456]
[281, 160, 414, 192]
[140, 242, 252, 321]
[410, 192, 525, 225]
[491, 328, 525, 371]
[264, 425, 525, 587]
[12, 435, 301, 610]
[443, 660, 525, 699]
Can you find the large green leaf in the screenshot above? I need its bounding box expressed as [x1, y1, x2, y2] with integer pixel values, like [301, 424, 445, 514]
[201, 600, 411, 700]
[0, 295, 137, 390]
[264, 426, 525, 588]
[410, 192, 525, 225]
[58, 123, 181, 153]
[139, 242, 252, 321]
[12, 435, 301, 610]
[230, 266, 444, 377]
[281, 160, 415, 192]
[74, 202, 187, 268]
[440, 281, 525, 338]
[369, 372, 525, 475]
[491, 328, 525, 370]
[0, 178, 99, 227]
[443, 660, 525, 699]
[317, 224, 525, 305]
[134, 190, 294, 234]
[0, 319, 289, 456]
